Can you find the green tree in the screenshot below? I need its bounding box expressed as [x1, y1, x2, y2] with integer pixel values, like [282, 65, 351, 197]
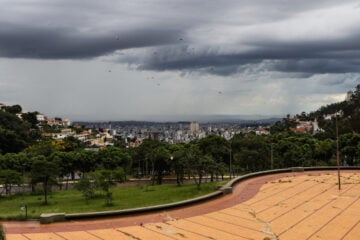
[231, 134, 271, 172]
[51, 151, 77, 189]
[313, 139, 335, 165]
[95, 169, 115, 206]
[0, 107, 41, 154]
[147, 146, 170, 185]
[197, 135, 230, 164]
[21, 111, 39, 129]
[0, 152, 30, 174]
[30, 156, 60, 205]
[98, 147, 132, 172]
[76, 168, 125, 205]
[134, 139, 164, 177]
[170, 145, 187, 185]
[340, 133, 360, 165]
[0, 127, 27, 154]
[184, 144, 213, 190]
[270, 115, 297, 134]
[75, 174, 98, 202]
[4, 105, 22, 114]
[74, 150, 98, 177]
[60, 136, 84, 152]
[0, 169, 22, 195]
[25, 140, 56, 157]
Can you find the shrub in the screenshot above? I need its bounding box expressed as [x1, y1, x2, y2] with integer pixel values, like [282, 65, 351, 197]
[0, 224, 5, 240]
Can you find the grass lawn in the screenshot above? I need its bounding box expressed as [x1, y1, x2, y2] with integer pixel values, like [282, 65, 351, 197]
[0, 181, 225, 220]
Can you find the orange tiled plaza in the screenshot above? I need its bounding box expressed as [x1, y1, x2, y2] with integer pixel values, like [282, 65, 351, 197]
[4, 171, 360, 240]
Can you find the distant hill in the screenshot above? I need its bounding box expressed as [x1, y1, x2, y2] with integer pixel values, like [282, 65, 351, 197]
[74, 115, 283, 126]
[309, 84, 360, 133]
[271, 84, 360, 136]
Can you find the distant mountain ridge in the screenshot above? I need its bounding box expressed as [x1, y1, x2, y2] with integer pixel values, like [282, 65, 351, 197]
[73, 114, 283, 125]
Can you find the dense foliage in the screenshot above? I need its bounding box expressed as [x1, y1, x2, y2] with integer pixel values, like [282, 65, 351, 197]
[1, 84, 360, 203]
[0, 108, 40, 154]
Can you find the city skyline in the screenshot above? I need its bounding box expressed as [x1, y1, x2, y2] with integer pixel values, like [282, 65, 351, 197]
[1, 1, 359, 121]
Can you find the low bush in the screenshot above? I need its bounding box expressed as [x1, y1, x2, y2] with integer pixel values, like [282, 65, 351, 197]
[0, 224, 5, 240]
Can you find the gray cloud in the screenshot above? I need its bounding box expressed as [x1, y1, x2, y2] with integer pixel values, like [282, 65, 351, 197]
[1, 0, 360, 120]
[0, 22, 182, 59]
[1, 0, 360, 75]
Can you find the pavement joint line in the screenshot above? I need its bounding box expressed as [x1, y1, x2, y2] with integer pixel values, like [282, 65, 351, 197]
[203, 214, 260, 233]
[21, 234, 32, 240]
[340, 219, 360, 240]
[183, 218, 254, 240]
[305, 196, 360, 240]
[217, 211, 255, 223]
[257, 175, 334, 214]
[258, 174, 335, 215]
[53, 232, 68, 240]
[143, 224, 179, 240]
[258, 173, 304, 192]
[269, 182, 342, 222]
[247, 178, 310, 206]
[278, 183, 358, 236]
[3, 169, 360, 239]
[115, 229, 142, 240]
[85, 230, 106, 240]
[163, 222, 216, 240]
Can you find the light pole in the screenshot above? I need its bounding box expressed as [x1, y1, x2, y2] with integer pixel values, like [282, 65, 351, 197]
[229, 148, 232, 179]
[336, 113, 341, 190]
[170, 155, 174, 176]
[271, 143, 274, 170]
[21, 205, 27, 219]
[170, 156, 179, 185]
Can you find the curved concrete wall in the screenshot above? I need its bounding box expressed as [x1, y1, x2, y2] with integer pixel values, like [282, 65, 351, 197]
[39, 166, 360, 222]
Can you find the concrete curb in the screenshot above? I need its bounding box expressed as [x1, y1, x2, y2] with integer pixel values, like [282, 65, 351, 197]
[39, 166, 360, 223]
[64, 191, 223, 220]
[220, 166, 360, 192]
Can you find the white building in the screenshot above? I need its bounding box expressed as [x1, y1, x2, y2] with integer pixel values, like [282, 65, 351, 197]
[345, 91, 353, 101]
[190, 122, 200, 134]
[36, 114, 46, 122]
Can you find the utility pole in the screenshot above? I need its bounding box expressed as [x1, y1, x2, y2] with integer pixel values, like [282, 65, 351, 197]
[336, 113, 341, 190]
[271, 143, 274, 169]
[229, 148, 232, 179]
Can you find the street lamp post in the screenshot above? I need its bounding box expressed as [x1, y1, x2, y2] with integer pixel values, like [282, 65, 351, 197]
[271, 143, 274, 170]
[229, 149, 232, 179]
[170, 156, 179, 185]
[336, 113, 341, 190]
[21, 205, 27, 219]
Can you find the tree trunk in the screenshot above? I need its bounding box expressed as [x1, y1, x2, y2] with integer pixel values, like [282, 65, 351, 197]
[44, 178, 48, 205]
[157, 172, 161, 185]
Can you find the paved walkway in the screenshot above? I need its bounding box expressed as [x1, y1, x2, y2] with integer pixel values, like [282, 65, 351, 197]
[3, 170, 360, 239]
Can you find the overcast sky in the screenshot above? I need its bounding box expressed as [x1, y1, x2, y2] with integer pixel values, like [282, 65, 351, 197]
[1, 0, 359, 121]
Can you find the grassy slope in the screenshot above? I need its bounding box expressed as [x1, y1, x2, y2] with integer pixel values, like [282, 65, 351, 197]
[0, 181, 224, 219]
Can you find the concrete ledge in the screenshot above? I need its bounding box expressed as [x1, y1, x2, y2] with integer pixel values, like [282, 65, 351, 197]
[219, 166, 360, 194]
[292, 167, 304, 172]
[65, 191, 223, 220]
[40, 213, 65, 224]
[220, 186, 233, 194]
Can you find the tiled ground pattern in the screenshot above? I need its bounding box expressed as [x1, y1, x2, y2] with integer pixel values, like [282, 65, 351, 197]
[4, 172, 360, 240]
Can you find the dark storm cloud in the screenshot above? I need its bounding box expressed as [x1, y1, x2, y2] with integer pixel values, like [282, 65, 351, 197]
[131, 30, 360, 75]
[133, 47, 360, 76]
[1, 0, 360, 75]
[0, 22, 181, 59]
